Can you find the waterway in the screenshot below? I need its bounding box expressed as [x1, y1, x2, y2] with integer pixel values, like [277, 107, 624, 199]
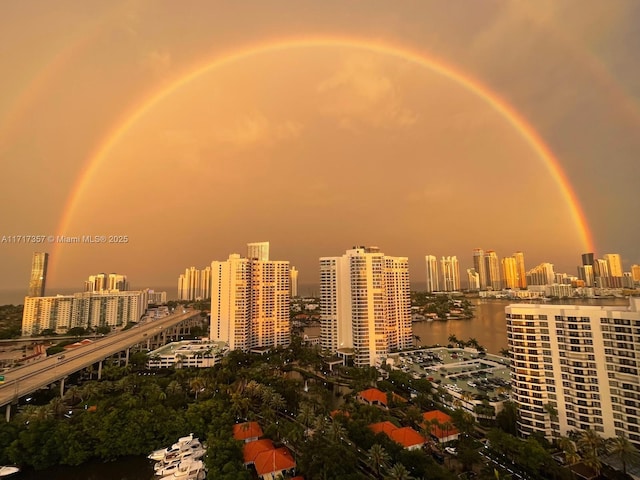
[16, 455, 154, 480]
[303, 297, 630, 354]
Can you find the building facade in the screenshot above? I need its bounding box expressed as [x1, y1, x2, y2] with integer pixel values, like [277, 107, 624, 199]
[507, 299, 640, 447]
[290, 266, 298, 297]
[22, 290, 148, 335]
[440, 256, 460, 292]
[28, 252, 48, 297]
[178, 265, 211, 300]
[425, 255, 439, 293]
[210, 243, 290, 351]
[320, 246, 412, 367]
[473, 249, 487, 290]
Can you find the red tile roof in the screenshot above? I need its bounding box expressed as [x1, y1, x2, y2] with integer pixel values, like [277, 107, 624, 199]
[422, 411, 459, 439]
[243, 439, 274, 465]
[370, 421, 398, 437]
[370, 422, 424, 448]
[330, 409, 350, 419]
[358, 388, 388, 406]
[233, 422, 264, 441]
[254, 447, 296, 476]
[389, 427, 425, 448]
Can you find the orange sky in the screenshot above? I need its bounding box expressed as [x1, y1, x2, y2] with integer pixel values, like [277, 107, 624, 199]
[1, 1, 639, 292]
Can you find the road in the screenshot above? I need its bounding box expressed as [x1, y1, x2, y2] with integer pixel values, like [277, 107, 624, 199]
[0, 309, 200, 408]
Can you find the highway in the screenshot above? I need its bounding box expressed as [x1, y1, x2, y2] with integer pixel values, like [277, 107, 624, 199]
[0, 309, 201, 409]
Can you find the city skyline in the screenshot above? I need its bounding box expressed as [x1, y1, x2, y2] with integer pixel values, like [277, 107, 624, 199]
[10, 246, 640, 302]
[1, 2, 640, 293]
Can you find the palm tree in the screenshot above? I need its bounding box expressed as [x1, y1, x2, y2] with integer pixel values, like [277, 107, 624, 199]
[385, 463, 413, 480]
[297, 403, 315, 436]
[607, 433, 639, 475]
[189, 377, 205, 400]
[448, 334, 459, 346]
[558, 436, 580, 466]
[577, 429, 606, 477]
[328, 421, 347, 443]
[166, 380, 183, 397]
[63, 385, 83, 404]
[367, 444, 390, 478]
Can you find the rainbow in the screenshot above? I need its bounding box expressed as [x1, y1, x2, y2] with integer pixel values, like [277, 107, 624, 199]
[52, 35, 595, 273]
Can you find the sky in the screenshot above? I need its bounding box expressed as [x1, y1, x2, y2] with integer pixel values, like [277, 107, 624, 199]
[1, 0, 639, 294]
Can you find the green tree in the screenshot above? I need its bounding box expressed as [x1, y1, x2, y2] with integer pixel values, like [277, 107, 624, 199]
[367, 443, 390, 478]
[607, 434, 639, 476]
[385, 463, 413, 480]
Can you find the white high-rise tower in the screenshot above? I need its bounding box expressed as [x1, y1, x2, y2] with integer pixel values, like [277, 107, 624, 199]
[320, 246, 412, 367]
[210, 242, 290, 351]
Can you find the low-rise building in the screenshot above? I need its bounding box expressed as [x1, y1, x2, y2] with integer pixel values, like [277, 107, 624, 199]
[147, 340, 227, 369]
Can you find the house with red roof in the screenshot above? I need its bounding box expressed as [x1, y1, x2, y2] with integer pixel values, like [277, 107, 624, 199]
[254, 446, 296, 480]
[243, 439, 275, 465]
[370, 421, 425, 451]
[233, 421, 264, 443]
[357, 388, 388, 408]
[237, 420, 297, 480]
[422, 410, 459, 443]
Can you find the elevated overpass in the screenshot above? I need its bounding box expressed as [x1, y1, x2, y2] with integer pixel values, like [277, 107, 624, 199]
[0, 309, 203, 419]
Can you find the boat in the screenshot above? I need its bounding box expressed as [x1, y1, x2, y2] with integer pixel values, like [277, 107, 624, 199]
[155, 448, 205, 474]
[161, 444, 205, 465]
[158, 459, 205, 480]
[149, 434, 196, 461]
[0, 466, 20, 477]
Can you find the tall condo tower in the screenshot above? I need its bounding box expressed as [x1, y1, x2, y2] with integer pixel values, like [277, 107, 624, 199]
[28, 252, 48, 297]
[320, 246, 412, 367]
[210, 242, 290, 351]
[484, 250, 501, 290]
[440, 256, 460, 292]
[425, 255, 439, 293]
[290, 266, 299, 297]
[507, 299, 640, 447]
[472, 249, 487, 290]
[513, 251, 527, 288]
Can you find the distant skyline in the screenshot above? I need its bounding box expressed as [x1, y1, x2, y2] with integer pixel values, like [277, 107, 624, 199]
[1, 1, 639, 292]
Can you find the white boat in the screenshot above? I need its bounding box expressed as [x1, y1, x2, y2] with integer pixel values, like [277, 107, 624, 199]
[155, 448, 205, 475]
[0, 466, 20, 477]
[158, 459, 204, 480]
[161, 444, 204, 465]
[149, 434, 201, 461]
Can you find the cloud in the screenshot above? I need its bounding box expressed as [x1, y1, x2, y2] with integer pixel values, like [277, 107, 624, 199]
[215, 112, 302, 148]
[140, 50, 172, 77]
[316, 55, 418, 130]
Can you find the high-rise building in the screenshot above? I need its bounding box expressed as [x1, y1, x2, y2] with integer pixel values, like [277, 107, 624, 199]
[22, 290, 148, 335]
[594, 258, 610, 288]
[28, 252, 48, 297]
[526, 263, 555, 286]
[472, 249, 487, 290]
[440, 256, 460, 292]
[178, 266, 211, 300]
[513, 251, 527, 289]
[501, 257, 518, 289]
[85, 273, 129, 292]
[247, 241, 269, 261]
[210, 242, 290, 351]
[484, 250, 501, 290]
[604, 253, 623, 288]
[290, 266, 299, 297]
[632, 265, 640, 284]
[425, 255, 439, 293]
[577, 264, 594, 287]
[581, 252, 595, 267]
[320, 246, 412, 367]
[466, 268, 480, 291]
[200, 266, 211, 299]
[506, 299, 640, 447]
